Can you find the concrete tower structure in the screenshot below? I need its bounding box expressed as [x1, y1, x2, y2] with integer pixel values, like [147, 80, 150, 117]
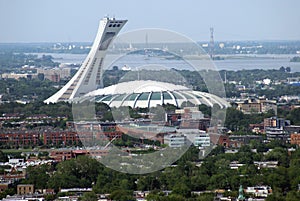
[209, 27, 214, 59]
[44, 17, 127, 104]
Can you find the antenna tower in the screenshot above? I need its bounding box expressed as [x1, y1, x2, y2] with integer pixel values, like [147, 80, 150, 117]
[209, 27, 214, 59]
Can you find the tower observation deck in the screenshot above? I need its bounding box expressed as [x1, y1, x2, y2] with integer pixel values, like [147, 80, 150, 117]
[44, 17, 127, 104]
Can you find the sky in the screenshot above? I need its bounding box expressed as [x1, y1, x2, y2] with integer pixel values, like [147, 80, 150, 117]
[0, 0, 299, 43]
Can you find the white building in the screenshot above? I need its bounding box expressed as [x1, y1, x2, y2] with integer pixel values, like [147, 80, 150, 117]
[245, 186, 272, 198]
[164, 129, 210, 148]
[265, 127, 289, 142]
[1, 73, 36, 80]
[193, 131, 210, 147]
[164, 134, 187, 148]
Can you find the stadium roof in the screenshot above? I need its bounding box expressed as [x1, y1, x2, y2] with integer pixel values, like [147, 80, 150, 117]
[83, 80, 230, 109]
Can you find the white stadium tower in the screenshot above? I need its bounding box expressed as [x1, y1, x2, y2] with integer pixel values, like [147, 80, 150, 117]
[44, 17, 127, 104]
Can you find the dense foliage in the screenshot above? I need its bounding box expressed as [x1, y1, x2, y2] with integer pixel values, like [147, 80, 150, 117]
[290, 56, 300, 62]
[16, 144, 300, 200]
[0, 52, 59, 73]
[0, 78, 57, 102]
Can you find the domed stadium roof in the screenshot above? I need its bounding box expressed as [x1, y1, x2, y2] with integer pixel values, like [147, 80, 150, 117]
[84, 80, 230, 109]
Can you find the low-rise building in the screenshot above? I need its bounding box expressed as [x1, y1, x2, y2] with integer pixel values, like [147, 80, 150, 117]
[37, 67, 71, 82]
[2, 195, 45, 201]
[254, 161, 278, 169]
[49, 149, 109, 162]
[264, 116, 290, 130]
[194, 131, 210, 147]
[229, 161, 245, 170]
[245, 186, 272, 198]
[210, 133, 230, 147]
[285, 125, 300, 135]
[237, 99, 277, 114]
[249, 123, 264, 134]
[17, 184, 34, 195]
[0, 183, 9, 193]
[0, 131, 40, 147]
[265, 127, 289, 142]
[164, 134, 187, 148]
[291, 133, 300, 146]
[229, 135, 263, 148]
[1, 73, 36, 80]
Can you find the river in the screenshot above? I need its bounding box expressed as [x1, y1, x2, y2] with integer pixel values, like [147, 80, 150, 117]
[34, 53, 300, 72]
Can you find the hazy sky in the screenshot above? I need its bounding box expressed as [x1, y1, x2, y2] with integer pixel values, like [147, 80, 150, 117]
[0, 0, 299, 43]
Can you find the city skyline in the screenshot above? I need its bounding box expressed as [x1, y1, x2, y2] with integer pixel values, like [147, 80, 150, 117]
[0, 0, 300, 43]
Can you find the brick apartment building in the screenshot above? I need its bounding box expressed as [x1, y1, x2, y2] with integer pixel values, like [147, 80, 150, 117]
[0, 122, 123, 148]
[43, 131, 80, 146]
[49, 149, 109, 162]
[0, 131, 40, 147]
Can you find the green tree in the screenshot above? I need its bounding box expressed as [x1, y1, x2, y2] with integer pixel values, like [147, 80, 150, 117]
[109, 189, 135, 201]
[265, 191, 285, 201]
[288, 108, 300, 125]
[0, 150, 8, 162]
[196, 193, 214, 201]
[225, 108, 244, 131]
[79, 192, 98, 201]
[286, 191, 300, 201]
[23, 164, 53, 189]
[172, 182, 191, 198]
[48, 156, 101, 190]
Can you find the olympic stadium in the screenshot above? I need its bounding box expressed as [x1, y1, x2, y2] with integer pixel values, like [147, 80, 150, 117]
[44, 17, 230, 110]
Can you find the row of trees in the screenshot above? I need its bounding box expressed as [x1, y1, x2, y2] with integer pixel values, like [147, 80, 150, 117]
[17, 143, 300, 200]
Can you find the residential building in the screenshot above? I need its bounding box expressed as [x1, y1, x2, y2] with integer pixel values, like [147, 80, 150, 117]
[0, 131, 40, 147]
[17, 184, 34, 195]
[249, 123, 264, 134]
[285, 125, 300, 135]
[43, 131, 80, 146]
[49, 149, 109, 162]
[49, 150, 73, 161]
[229, 135, 263, 148]
[176, 129, 210, 147]
[245, 186, 272, 198]
[72, 122, 123, 141]
[264, 116, 290, 130]
[237, 100, 261, 114]
[291, 133, 300, 146]
[287, 77, 300, 86]
[37, 67, 71, 82]
[167, 107, 210, 130]
[164, 134, 187, 148]
[0, 122, 123, 147]
[237, 99, 277, 114]
[265, 127, 289, 142]
[2, 195, 45, 201]
[229, 161, 245, 170]
[1, 73, 36, 80]
[180, 118, 210, 131]
[254, 161, 278, 169]
[210, 133, 230, 147]
[194, 131, 210, 147]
